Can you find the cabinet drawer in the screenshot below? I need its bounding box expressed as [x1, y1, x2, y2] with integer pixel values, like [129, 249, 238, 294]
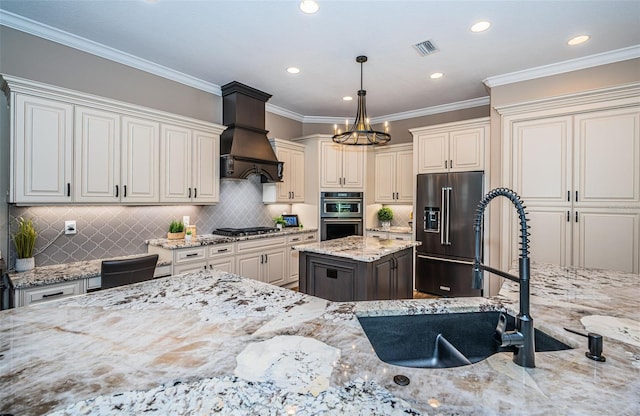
[86, 276, 101, 290]
[174, 247, 206, 263]
[367, 231, 388, 239]
[237, 236, 286, 253]
[208, 243, 235, 257]
[388, 233, 412, 241]
[173, 261, 207, 275]
[20, 280, 83, 306]
[287, 233, 317, 244]
[154, 264, 171, 278]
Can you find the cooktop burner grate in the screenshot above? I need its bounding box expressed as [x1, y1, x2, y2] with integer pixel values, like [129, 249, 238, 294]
[212, 227, 279, 237]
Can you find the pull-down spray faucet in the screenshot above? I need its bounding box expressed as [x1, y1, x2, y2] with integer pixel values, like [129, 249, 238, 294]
[472, 188, 535, 368]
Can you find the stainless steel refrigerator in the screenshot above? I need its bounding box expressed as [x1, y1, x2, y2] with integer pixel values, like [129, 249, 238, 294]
[415, 171, 483, 297]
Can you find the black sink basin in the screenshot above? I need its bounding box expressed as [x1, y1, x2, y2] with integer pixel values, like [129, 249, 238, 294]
[357, 311, 572, 369]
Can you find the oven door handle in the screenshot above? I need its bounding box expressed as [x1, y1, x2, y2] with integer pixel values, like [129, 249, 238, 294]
[322, 218, 363, 223]
[322, 199, 362, 203]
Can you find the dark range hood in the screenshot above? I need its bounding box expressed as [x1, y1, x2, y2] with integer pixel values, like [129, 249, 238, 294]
[220, 81, 283, 182]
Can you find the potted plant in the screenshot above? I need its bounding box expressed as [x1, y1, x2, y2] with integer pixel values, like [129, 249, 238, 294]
[274, 215, 286, 230]
[377, 207, 393, 229]
[185, 229, 193, 242]
[13, 217, 37, 272]
[167, 220, 185, 240]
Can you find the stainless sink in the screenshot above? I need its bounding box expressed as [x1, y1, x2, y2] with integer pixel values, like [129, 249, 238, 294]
[357, 311, 572, 369]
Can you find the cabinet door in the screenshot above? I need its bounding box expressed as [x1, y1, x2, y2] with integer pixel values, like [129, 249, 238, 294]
[121, 116, 159, 203]
[512, 116, 573, 206]
[574, 108, 640, 206]
[394, 249, 413, 299]
[372, 257, 394, 300]
[14, 95, 73, 203]
[275, 147, 293, 200]
[416, 132, 448, 173]
[173, 261, 207, 275]
[160, 124, 191, 202]
[519, 206, 572, 267]
[74, 107, 120, 202]
[264, 248, 286, 286]
[320, 141, 343, 188]
[288, 246, 299, 284]
[290, 149, 305, 202]
[342, 145, 365, 188]
[449, 127, 484, 172]
[236, 252, 262, 281]
[374, 152, 396, 203]
[573, 208, 639, 273]
[208, 258, 235, 274]
[192, 130, 219, 204]
[396, 150, 414, 203]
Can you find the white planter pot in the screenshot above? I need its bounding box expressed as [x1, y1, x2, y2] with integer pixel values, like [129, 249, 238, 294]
[380, 221, 391, 229]
[15, 257, 35, 272]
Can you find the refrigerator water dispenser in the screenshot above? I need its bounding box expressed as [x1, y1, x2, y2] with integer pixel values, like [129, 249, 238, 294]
[424, 207, 440, 232]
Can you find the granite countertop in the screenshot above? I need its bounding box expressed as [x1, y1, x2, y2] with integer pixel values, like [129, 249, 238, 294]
[8, 254, 172, 289]
[1, 264, 639, 415]
[366, 226, 412, 234]
[146, 228, 318, 250]
[293, 235, 420, 262]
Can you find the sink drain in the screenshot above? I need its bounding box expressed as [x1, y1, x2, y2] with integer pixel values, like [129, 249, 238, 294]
[393, 374, 410, 386]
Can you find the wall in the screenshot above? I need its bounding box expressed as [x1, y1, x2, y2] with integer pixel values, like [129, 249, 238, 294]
[0, 26, 222, 123]
[265, 112, 303, 140]
[301, 105, 490, 143]
[8, 175, 286, 267]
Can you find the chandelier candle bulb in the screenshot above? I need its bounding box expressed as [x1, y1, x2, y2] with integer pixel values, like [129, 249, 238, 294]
[333, 124, 337, 134]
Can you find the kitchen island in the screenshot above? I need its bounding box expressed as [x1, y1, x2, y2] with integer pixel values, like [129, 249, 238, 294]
[1, 263, 638, 415]
[295, 235, 421, 301]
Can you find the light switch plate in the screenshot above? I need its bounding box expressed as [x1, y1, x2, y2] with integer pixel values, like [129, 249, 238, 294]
[183, 216, 190, 226]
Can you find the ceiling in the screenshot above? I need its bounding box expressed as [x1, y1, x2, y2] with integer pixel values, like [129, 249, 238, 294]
[1, 0, 639, 121]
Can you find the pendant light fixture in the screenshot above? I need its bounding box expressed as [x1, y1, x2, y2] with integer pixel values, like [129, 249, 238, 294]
[332, 56, 391, 145]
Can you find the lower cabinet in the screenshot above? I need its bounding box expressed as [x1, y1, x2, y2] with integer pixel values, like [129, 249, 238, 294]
[299, 247, 413, 301]
[236, 237, 287, 286]
[366, 231, 413, 241]
[15, 279, 85, 307]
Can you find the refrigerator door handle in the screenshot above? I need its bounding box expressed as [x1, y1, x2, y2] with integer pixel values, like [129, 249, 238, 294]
[445, 187, 452, 245]
[440, 187, 446, 245]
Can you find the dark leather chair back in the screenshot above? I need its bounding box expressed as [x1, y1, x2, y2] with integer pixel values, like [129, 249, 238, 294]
[100, 254, 159, 289]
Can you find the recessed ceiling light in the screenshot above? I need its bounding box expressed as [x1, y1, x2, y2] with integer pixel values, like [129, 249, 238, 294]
[286, 67, 300, 74]
[430, 72, 444, 79]
[299, 1, 319, 14]
[568, 35, 590, 46]
[470, 21, 491, 32]
[342, 96, 353, 101]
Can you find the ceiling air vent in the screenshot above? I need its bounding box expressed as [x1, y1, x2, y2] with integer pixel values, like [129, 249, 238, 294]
[413, 39, 440, 57]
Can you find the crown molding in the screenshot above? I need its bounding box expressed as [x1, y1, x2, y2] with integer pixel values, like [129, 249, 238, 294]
[484, 45, 640, 88]
[0, 10, 222, 95]
[299, 96, 490, 125]
[265, 103, 305, 122]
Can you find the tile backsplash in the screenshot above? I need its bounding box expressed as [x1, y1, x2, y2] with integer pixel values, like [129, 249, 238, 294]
[9, 176, 283, 267]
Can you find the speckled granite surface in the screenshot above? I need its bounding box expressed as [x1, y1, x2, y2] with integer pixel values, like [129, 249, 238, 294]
[293, 235, 420, 262]
[1, 263, 638, 415]
[366, 226, 412, 234]
[146, 228, 317, 250]
[8, 255, 172, 289]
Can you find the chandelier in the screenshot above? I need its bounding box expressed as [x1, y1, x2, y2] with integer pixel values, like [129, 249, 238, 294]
[332, 56, 391, 145]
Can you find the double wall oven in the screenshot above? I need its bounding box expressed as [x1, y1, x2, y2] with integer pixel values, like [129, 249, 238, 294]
[320, 192, 363, 240]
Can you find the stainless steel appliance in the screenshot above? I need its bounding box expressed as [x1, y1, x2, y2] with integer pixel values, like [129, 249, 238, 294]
[320, 192, 363, 240]
[416, 172, 483, 297]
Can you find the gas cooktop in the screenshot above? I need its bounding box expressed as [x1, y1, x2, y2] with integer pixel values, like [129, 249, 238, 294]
[212, 227, 279, 237]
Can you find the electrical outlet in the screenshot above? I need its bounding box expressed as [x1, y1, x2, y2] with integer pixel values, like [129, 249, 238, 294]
[65, 220, 77, 235]
[183, 216, 190, 226]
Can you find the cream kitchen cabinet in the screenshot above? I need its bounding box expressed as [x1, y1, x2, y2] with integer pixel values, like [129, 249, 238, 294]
[500, 88, 640, 273]
[11, 94, 74, 203]
[374, 144, 413, 203]
[207, 243, 235, 274]
[15, 279, 85, 307]
[366, 230, 413, 241]
[75, 109, 160, 204]
[263, 138, 305, 203]
[320, 140, 365, 189]
[160, 126, 220, 204]
[412, 118, 488, 174]
[236, 236, 287, 286]
[285, 232, 318, 287]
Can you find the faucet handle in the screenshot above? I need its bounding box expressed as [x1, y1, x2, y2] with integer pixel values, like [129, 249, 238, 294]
[494, 312, 508, 342]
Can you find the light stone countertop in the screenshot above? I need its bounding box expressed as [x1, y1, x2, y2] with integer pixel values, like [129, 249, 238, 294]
[8, 254, 172, 289]
[293, 235, 420, 262]
[366, 226, 412, 234]
[145, 227, 318, 250]
[1, 263, 638, 415]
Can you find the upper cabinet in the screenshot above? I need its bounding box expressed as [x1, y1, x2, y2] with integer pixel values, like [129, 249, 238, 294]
[263, 138, 305, 203]
[4, 75, 225, 205]
[374, 144, 413, 204]
[12, 94, 73, 203]
[411, 118, 488, 174]
[320, 140, 365, 189]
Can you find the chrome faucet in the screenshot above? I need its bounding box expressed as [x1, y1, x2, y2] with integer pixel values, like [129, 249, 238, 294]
[472, 188, 535, 368]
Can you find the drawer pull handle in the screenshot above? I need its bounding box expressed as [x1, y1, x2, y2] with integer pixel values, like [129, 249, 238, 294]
[291, 238, 300, 242]
[217, 248, 228, 253]
[43, 291, 64, 298]
[186, 253, 199, 257]
[439, 286, 451, 292]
